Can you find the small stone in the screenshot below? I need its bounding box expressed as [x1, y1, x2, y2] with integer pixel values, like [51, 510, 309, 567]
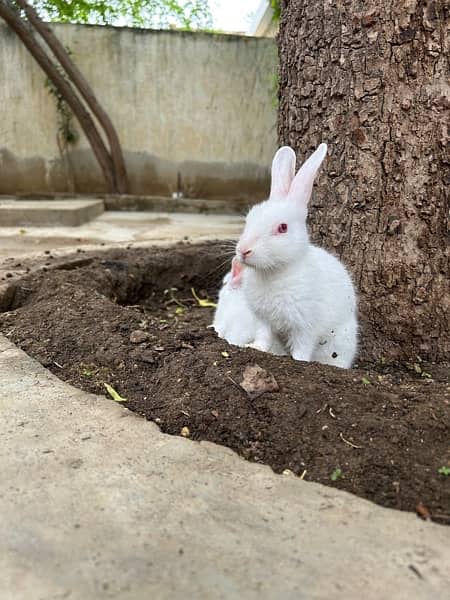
[282, 469, 295, 476]
[130, 330, 149, 344]
[180, 426, 190, 437]
[138, 351, 154, 364]
[240, 364, 279, 397]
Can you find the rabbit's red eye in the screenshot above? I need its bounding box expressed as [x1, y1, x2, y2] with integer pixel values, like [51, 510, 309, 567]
[278, 223, 288, 234]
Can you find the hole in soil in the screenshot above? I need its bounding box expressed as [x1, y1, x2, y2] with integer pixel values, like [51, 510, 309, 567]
[1, 242, 449, 524]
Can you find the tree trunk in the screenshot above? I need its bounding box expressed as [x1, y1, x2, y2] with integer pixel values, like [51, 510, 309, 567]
[277, 0, 449, 363]
[0, 0, 117, 193]
[15, 0, 129, 194]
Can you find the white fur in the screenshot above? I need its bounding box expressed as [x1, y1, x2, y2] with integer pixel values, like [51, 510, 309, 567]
[237, 143, 358, 369]
[213, 267, 287, 355]
[213, 270, 257, 347]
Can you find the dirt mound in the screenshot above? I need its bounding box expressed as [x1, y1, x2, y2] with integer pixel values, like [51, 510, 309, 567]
[1, 242, 449, 523]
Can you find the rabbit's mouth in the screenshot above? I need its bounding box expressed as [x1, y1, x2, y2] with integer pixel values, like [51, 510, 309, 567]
[239, 253, 257, 268]
[243, 256, 279, 272]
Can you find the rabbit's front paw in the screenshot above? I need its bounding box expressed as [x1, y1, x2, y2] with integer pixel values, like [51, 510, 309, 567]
[246, 341, 270, 352]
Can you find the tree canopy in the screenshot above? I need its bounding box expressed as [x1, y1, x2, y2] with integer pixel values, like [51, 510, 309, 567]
[29, 0, 212, 30]
[269, 0, 280, 22]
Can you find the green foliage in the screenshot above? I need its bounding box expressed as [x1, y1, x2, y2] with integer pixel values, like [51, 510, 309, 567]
[270, 0, 280, 22]
[330, 468, 342, 481]
[44, 50, 78, 145]
[104, 382, 127, 402]
[438, 466, 450, 477]
[28, 0, 212, 30]
[46, 77, 77, 143]
[413, 362, 432, 378]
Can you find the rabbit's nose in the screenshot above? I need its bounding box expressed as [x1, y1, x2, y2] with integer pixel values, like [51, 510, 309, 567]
[240, 248, 253, 260]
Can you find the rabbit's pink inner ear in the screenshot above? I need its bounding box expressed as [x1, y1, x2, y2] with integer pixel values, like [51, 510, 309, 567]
[287, 143, 327, 207]
[270, 146, 296, 200]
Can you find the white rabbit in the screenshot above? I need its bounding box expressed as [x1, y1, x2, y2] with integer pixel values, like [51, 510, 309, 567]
[213, 257, 286, 355]
[213, 257, 255, 347]
[236, 143, 358, 369]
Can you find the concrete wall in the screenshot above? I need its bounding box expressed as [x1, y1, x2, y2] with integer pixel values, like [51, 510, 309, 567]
[0, 23, 278, 199]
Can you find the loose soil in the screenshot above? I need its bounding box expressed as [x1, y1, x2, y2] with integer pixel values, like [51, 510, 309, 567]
[1, 242, 449, 523]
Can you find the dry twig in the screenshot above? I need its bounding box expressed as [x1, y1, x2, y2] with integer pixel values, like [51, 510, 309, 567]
[339, 432, 363, 449]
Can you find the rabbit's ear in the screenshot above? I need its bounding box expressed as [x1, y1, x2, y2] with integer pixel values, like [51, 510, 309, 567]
[270, 146, 297, 200]
[287, 143, 327, 207]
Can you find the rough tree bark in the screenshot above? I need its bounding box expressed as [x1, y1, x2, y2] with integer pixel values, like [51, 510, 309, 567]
[0, 0, 119, 193]
[278, 0, 449, 362]
[15, 0, 129, 194]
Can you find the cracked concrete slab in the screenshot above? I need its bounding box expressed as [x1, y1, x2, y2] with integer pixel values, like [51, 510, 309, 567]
[1, 333, 449, 600]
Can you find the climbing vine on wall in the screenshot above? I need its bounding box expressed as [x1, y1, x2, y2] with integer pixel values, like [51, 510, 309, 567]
[44, 51, 78, 146]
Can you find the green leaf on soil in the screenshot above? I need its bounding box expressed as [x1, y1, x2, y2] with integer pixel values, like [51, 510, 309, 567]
[175, 306, 185, 315]
[413, 362, 432, 378]
[438, 466, 450, 476]
[361, 377, 371, 385]
[191, 288, 217, 308]
[104, 383, 126, 402]
[331, 468, 343, 481]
